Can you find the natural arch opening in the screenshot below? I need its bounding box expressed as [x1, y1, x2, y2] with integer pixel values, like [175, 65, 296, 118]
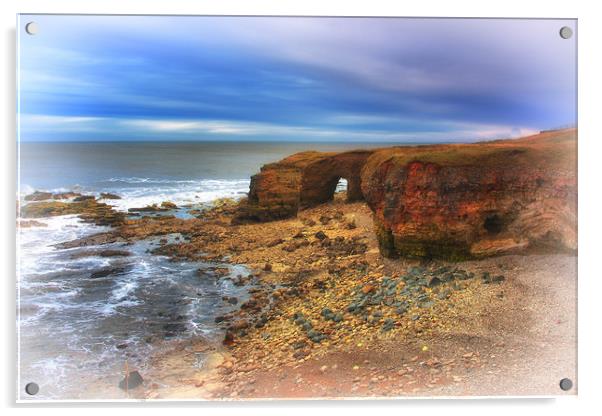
[298, 152, 371, 208]
[300, 174, 364, 208]
[334, 178, 348, 202]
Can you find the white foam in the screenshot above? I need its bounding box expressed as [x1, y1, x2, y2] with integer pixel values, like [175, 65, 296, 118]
[17, 175, 260, 399]
[18, 215, 108, 276]
[101, 179, 250, 211]
[110, 280, 138, 302]
[107, 177, 201, 184]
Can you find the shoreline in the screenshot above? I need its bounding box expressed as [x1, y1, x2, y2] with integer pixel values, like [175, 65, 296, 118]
[19, 191, 576, 399]
[17, 194, 251, 400]
[147, 197, 576, 399]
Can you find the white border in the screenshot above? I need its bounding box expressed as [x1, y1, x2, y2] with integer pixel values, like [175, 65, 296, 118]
[2, 0, 600, 414]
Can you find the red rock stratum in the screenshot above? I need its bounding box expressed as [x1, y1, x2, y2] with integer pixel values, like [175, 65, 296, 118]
[236, 129, 577, 260]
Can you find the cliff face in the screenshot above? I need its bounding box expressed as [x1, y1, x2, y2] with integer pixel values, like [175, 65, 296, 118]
[237, 129, 577, 260]
[361, 129, 577, 259]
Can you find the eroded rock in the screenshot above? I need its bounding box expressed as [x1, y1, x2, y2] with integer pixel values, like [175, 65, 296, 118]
[234, 150, 372, 223]
[362, 129, 576, 260]
[234, 129, 576, 260]
[20, 199, 126, 227]
[24, 191, 52, 201]
[100, 192, 121, 199]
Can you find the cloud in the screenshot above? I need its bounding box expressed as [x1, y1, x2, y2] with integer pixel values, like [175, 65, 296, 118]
[18, 16, 576, 142]
[23, 115, 102, 124]
[122, 119, 251, 134]
[20, 113, 539, 143]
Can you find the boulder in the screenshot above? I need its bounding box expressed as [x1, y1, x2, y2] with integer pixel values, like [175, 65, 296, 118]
[314, 231, 327, 241]
[99, 250, 132, 257]
[118, 370, 143, 390]
[73, 195, 96, 202]
[90, 266, 130, 279]
[24, 191, 52, 201]
[100, 192, 122, 200]
[229, 320, 249, 331]
[266, 238, 284, 247]
[160, 201, 178, 209]
[128, 204, 168, 213]
[52, 192, 82, 200]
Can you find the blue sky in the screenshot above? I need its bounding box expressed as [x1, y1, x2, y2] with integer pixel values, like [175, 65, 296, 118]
[18, 16, 576, 142]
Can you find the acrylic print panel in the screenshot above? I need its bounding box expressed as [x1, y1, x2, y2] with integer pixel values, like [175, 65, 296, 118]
[16, 15, 577, 400]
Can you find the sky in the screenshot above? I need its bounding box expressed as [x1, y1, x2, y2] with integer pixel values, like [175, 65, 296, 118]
[18, 16, 576, 143]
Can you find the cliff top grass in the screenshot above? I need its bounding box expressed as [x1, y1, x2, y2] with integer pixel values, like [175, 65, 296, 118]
[264, 151, 339, 170]
[261, 129, 576, 174]
[363, 128, 576, 172]
[265, 149, 376, 171]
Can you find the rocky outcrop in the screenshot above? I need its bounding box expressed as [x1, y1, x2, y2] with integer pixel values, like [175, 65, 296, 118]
[100, 192, 122, 200]
[24, 190, 83, 201]
[235, 150, 372, 222]
[24, 191, 53, 201]
[236, 129, 577, 260]
[20, 198, 126, 227]
[361, 129, 577, 259]
[128, 201, 177, 213]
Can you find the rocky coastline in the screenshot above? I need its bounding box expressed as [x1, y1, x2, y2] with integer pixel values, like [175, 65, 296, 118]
[17, 129, 577, 398]
[238, 129, 576, 260]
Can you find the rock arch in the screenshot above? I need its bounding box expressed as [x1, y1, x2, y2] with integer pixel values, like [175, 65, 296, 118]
[235, 150, 373, 222]
[299, 150, 371, 207]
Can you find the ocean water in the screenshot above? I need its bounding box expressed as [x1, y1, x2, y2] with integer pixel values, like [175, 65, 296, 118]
[19, 141, 387, 210]
[17, 141, 384, 400]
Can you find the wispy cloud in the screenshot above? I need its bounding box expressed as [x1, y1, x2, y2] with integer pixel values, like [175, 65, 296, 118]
[24, 115, 102, 124]
[121, 119, 252, 134]
[18, 16, 576, 142]
[20, 113, 539, 143]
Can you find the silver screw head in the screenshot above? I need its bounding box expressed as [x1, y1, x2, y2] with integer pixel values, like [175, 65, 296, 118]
[559, 378, 573, 391]
[25, 382, 39, 395]
[559, 26, 573, 39]
[25, 22, 38, 35]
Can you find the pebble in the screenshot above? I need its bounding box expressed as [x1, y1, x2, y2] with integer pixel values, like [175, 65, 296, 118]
[315, 231, 328, 240]
[437, 289, 451, 300]
[361, 284, 375, 294]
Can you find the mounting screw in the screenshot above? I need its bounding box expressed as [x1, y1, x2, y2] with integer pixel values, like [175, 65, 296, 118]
[559, 26, 573, 39]
[559, 378, 573, 391]
[25, 382, 39, 395]
[25, 22, 38, 35]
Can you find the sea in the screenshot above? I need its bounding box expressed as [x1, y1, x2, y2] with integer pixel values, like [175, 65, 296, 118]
[17, 141, 392, 400]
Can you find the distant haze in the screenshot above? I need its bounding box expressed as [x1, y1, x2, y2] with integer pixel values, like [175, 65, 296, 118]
[18, 16, 576, 143]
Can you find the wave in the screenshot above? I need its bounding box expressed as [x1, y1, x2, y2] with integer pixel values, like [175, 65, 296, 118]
[17, 175, 258, 399]
[103, 178, 250, 211]
[107, 177, 201, 184]
[105, 177, 250, 186]
[19, 178, 251, 213]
